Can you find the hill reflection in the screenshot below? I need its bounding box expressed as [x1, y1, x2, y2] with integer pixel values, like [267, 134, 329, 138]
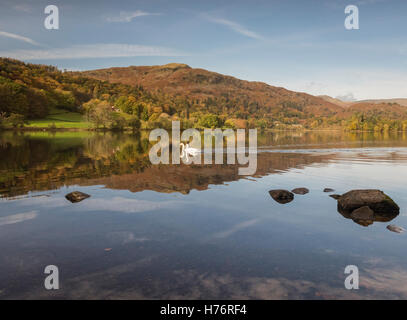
[1, 130, 407, 198]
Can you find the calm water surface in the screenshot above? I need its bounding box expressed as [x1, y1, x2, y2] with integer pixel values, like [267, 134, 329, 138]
[1, 130, 407, 299]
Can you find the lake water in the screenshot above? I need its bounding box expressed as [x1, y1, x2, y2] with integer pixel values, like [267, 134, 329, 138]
[1, 130, 407, 299]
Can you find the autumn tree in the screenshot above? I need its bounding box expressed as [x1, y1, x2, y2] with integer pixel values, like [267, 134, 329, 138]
[198, 114, 223, 128]
[7, 113, 25, 128]
[88, 101, 113, 129]
[127, 115, 141, 132]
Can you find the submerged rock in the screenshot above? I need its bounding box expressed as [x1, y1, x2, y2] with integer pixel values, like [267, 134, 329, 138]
[329, 194, 342, 200]
[65, 191, 90, 203]
[292, 187, 309, 195]
[269, 189, 294, 204]
[387, 225, 405, 234]
[324, 188, 335, 193]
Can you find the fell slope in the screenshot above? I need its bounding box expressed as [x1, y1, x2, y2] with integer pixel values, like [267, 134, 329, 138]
[82, 63, 344, 119]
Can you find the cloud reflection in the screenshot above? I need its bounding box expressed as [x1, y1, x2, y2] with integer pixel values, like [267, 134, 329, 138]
[80, 197, 177, 213]
[0, 211, 37, 226]
[208, 218, 260, 240]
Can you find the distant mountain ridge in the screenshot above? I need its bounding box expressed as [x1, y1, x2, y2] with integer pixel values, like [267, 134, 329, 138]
[319, 95, 407, 108]
[317, 95, 352, 108]
[356, 98, 407, 107]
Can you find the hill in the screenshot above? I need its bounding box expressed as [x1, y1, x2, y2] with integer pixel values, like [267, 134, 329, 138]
[318, 95, 352, 108]
[1, 58, 407, 131]
[357, 98, 407, 107]
[81, 63, 407, 130]
[81, 63, 345, 120]
[319, 95, 407, 108]
[0, 57, 157, 119]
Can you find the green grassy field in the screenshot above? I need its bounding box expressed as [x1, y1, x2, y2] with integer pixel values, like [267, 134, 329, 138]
[26, 108, 92, 129]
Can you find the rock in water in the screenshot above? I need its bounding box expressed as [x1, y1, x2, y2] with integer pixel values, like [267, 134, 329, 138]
[329, 194, 342, 200]
[387, 225, 405, 233]
[350, 206, 374, 220]
[292, 188, 309, 195]
[324, 188, 335, 193]
[337, 189, 400, 215]
[269, 189, 294, 204]
[65, 191, 90, 203]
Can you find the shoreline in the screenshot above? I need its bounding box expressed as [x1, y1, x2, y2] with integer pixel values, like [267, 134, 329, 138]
[1, 127, 406, 134]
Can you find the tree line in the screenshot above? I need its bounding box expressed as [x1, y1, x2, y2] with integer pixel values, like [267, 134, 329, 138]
[1, 58, 407, 131]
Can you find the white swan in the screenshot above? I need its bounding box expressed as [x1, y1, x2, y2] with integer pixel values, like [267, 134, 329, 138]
[180, 143, 200, 161]
[184, 143, 200, 155]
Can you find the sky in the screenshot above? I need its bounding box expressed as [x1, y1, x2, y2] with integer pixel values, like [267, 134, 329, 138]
[0, 0, 406, 100]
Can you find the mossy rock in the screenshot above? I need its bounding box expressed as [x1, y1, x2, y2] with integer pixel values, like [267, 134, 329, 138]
[65, 191, 90, 203]
[338, 189, 399, 215]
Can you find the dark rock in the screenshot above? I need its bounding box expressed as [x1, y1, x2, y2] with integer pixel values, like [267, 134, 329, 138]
[291, 187, 309, 195]
[269, 189, 294, 204]
[65, 191, 90, 203]
[387, 225, 405, 234]
[324, 188, 335, 193]
[336, 190, 399, 227]
[350, 206, 374, 220]
[338, 189, 399, 215]
[329, 194, 342, 200]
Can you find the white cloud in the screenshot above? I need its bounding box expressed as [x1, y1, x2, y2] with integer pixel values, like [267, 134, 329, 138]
[0, 30, 40, 46]
[13, 4, 32, 13]
[106, 10, 161, 23]
[335, 92, 357, 102]
[269, 68, 407, 100]
[0, 43, 185, 60]
[356, 0, 387, 5]
[205, 16, 264, 40]
[325, 0, 386, 9]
